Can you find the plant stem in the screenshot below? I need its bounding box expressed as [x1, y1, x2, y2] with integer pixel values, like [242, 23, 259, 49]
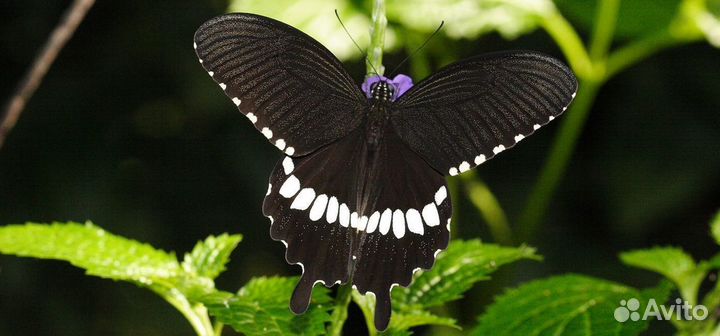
[327, 283, 354, 336]
[461, 172, 513, 245]
[605, 28, 690, 79]
[0, 0, 95, 148]
[156, 287, 215, 336]
[367, 0, 386, 76]
[589, 0, 621, 62]
[518, 79, 601, 241]
[540, 8, 593, 79]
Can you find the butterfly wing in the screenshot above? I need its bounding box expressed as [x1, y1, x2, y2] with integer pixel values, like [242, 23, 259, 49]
[391, 51, 577, 175]
[194, 13, 367, 156]
[263, 125, 451, 331]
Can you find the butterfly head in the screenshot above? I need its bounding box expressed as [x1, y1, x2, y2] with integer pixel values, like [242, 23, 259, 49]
[362, 74, 414, 102]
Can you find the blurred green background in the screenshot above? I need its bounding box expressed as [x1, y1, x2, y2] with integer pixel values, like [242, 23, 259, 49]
[1, 0, 719, 335]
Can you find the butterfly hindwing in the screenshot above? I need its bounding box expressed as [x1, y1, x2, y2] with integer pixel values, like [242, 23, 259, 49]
[263, 125, 451, 330]
[392, 51, 578, 176]
[194, 13, 367, 156]
[350, 128, 451, 330]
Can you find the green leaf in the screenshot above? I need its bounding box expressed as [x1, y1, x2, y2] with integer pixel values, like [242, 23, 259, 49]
[0, 222, 238, 336]
[0, 222, 181, 282]
[393, 240, 539, 310]
[387, 0, 555, 40]
[620, 247, 706, 303]
[383, 310, 459, 333]
[181, 233, 242, 280]
[202, 276, 332, 336]
[472, 275, 672, 336]
[711, 209, 720, 245]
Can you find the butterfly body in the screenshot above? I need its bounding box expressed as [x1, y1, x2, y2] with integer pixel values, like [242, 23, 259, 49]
[194, 13, 577, 331]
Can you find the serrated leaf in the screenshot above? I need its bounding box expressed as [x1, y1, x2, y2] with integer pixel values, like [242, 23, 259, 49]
[472, 275, 672, 336]
[384, 310, 459, 333]
[0, 222, 181, 282]
[393, 240, 539, 310]
[202, 276, 332, 336]
[620, 247, 706, 303]
[182, 233, 242, 280]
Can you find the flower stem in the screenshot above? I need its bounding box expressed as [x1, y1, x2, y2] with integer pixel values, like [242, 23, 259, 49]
[327, 283, 354, 336]
[367, 0, 386, 76]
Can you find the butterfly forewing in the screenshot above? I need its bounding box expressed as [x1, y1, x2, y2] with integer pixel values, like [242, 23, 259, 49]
[194, 13, 367, 156]
[392, 51, 578, 176]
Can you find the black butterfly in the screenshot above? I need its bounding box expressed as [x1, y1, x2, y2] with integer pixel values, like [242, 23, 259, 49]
[194, 13, 577, 331]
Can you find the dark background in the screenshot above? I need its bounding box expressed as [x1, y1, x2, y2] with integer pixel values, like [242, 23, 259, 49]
[1, 0, 719, 335]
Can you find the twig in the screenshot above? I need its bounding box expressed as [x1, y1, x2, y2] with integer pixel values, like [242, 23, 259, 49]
[0, 0, 95, 148]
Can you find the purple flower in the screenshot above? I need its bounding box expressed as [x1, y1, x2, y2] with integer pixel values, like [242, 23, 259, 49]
[361, 74, 414, 100]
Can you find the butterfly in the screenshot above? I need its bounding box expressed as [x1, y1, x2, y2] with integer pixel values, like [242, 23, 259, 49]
[194, 13, 577, 331]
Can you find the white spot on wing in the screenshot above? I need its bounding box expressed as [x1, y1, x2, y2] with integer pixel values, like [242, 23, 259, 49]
[275, 139, 286, 151]
[279, 175, 300, 198]
[514, 134, 525, 142]
[285, 147, 295, 155]
[447, 218, 452, 231]
[367, 211, 380, 233]
[533, 124, 541, 130]
[358, 216, 368, 231]
[232, 97, 241, 106]
[219, 83, 227, 90]
[314, 280, 325, 286]
[449, 167, 458, 176]
[379, 208, 392, 235]
[435, 186, 447, 205]
[246, 113, 257, 123]
[406, 209, 423, 235]
[549, 116, 555, 121]
[339, 203, 350, 227]
[280, 240, 288, 248]
[266, 183, 272, 196]
[282, 156, 294, 175]
[309, 194, 328, 221]
[392, 209, 406, 239]
[208, 71, 214, 77]
[290, 188, 315, 210]
[459, 161, 470, 173]
[422, 203, 440, 227]
[474, 154, 486, 165]
[434, 249, 442, 258]
[193, 42, 197, 49]
[261, 127, 273, 139]
[350, 212, 359, 228]
[326, 197, 339, 223]
[493, 145, 506, 154]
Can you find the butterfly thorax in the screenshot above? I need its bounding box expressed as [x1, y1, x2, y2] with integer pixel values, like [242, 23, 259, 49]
[365, 81, 396, 149]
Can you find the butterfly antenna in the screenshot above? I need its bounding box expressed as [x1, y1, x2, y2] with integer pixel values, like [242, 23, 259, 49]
[388, 21, 444, 77]
[334, 9, 380, 77]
